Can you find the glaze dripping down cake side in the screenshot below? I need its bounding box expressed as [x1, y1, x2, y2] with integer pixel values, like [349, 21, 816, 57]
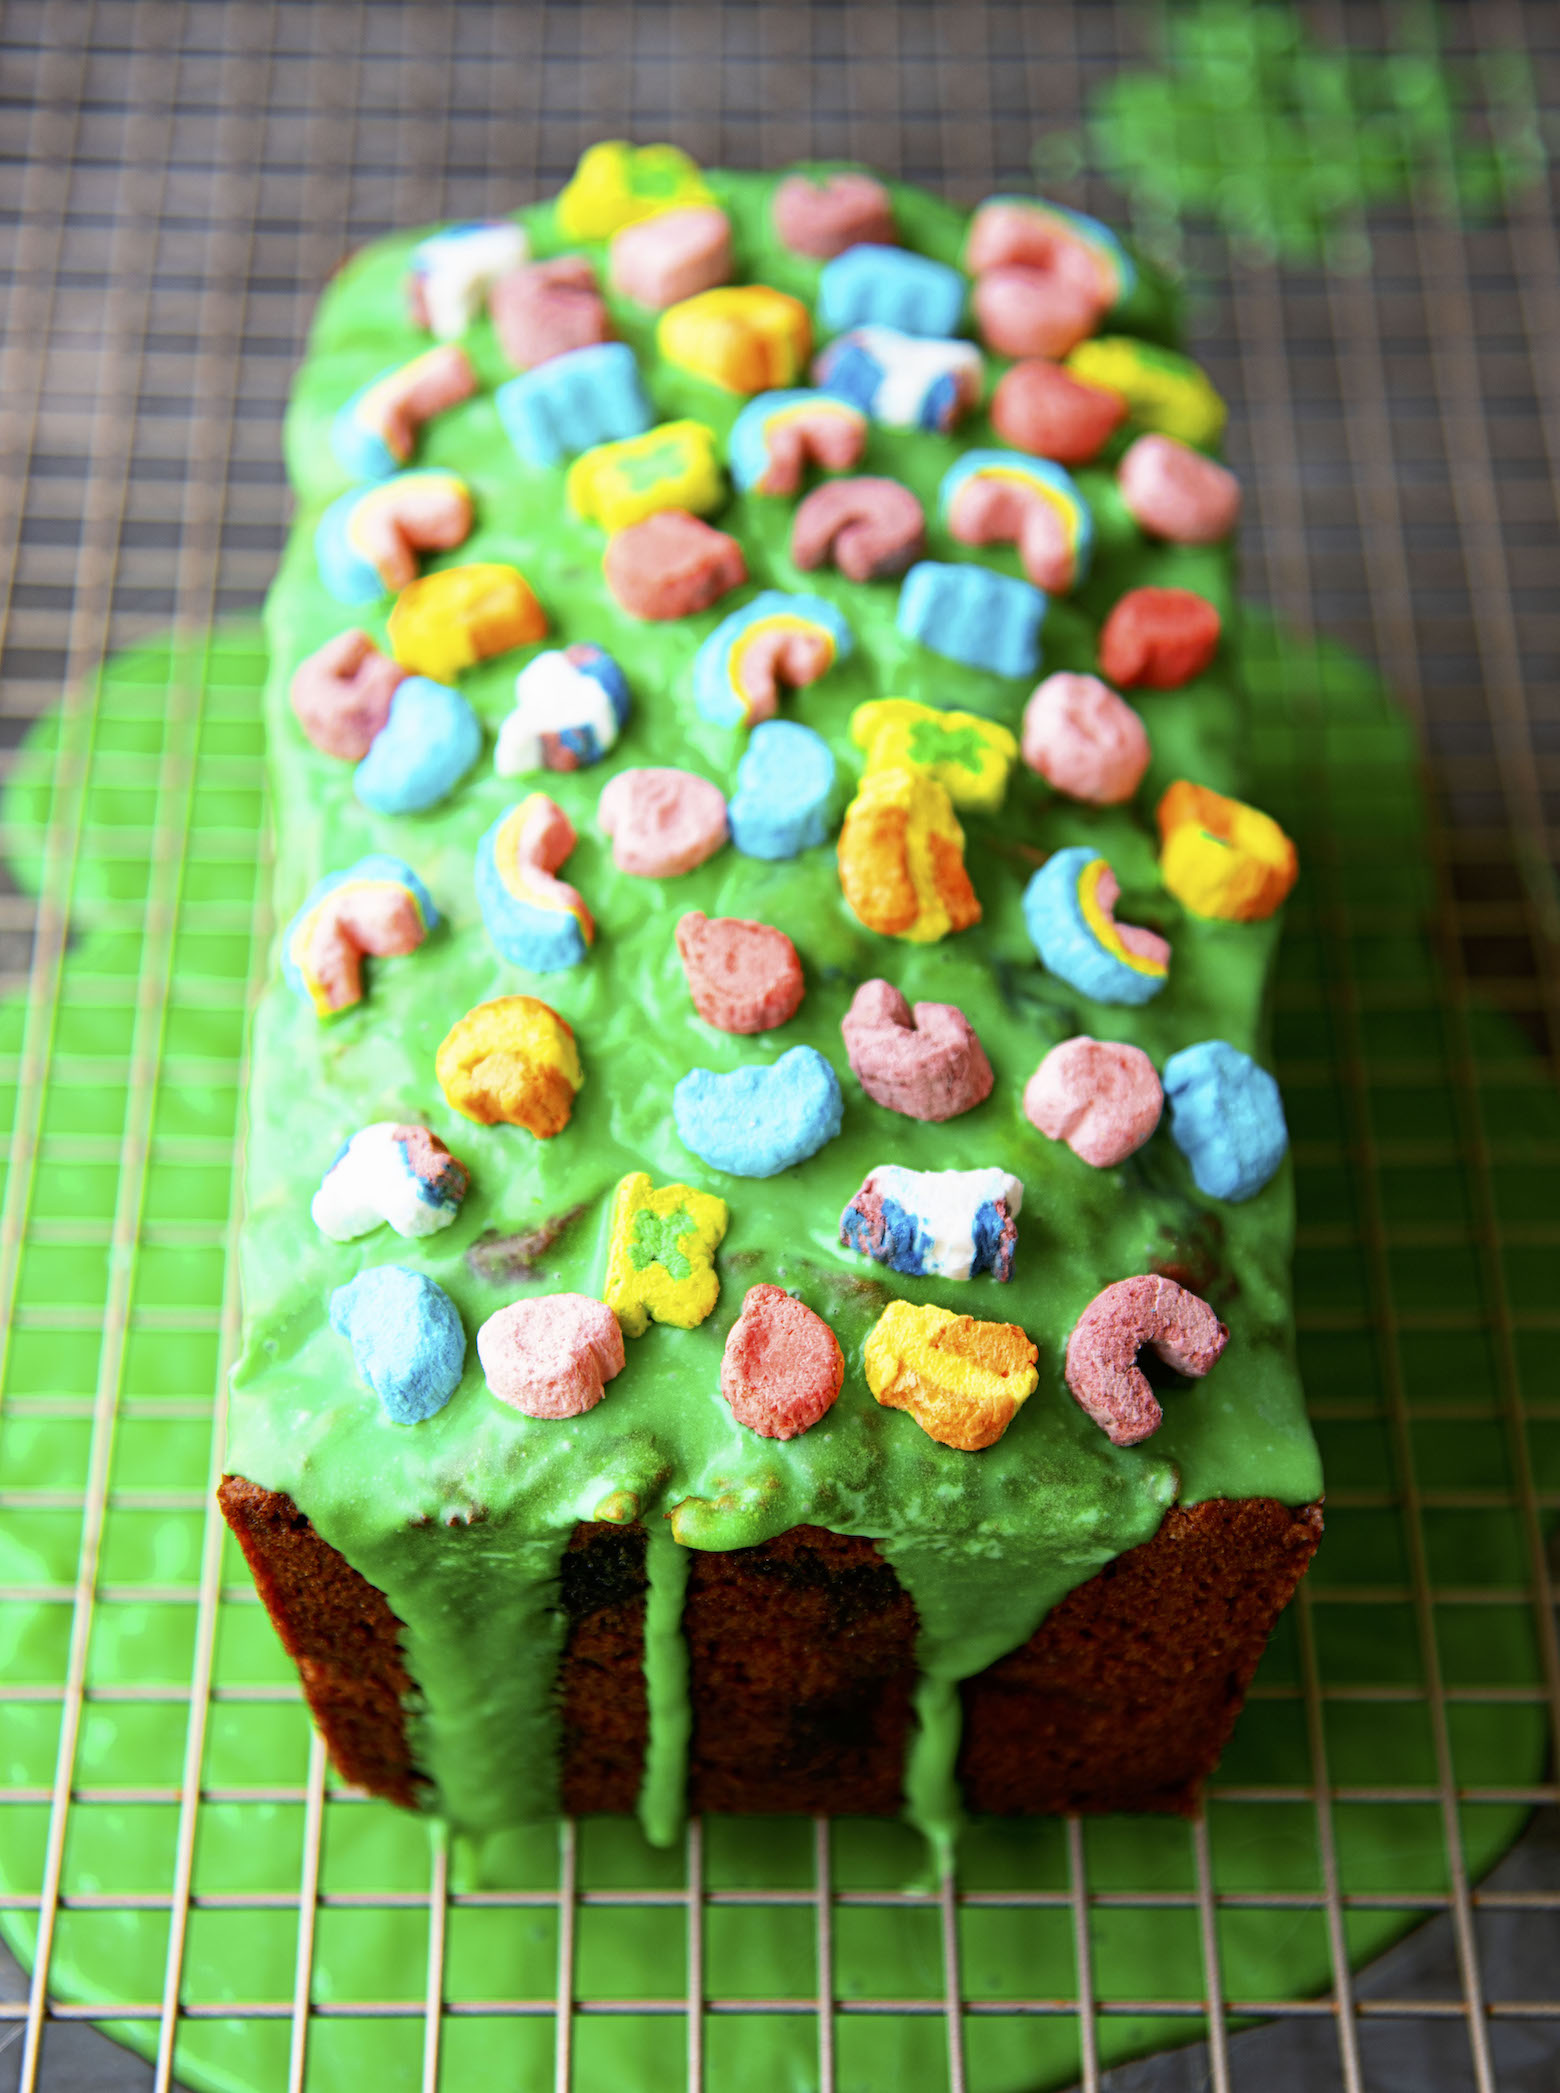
[223, 146, 1322, 1852]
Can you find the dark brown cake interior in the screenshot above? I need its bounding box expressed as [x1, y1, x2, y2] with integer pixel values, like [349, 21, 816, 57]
[220, 1480, 1321, 1819]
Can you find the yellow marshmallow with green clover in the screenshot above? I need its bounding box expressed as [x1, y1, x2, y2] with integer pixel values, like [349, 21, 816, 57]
[851, 698, 1019, 815]
[556, 140, 714, 239]
[566, 420, 724, 533]
[603, 1173, 729, 1337]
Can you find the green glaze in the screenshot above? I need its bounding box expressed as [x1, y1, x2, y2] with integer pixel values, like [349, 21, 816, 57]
[639, 1529, 693, 1848]
[4, 617, 1550, 2093]
[229, 163, 1323, 1851]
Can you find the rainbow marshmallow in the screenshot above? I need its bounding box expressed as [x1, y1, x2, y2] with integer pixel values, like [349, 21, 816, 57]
[407, 220, 530, 339]
[495, 644, 631, 776]
[727, 390, 867, 495]
[282, 855, 438, 1018]
[940, 450, 1094, 594]
[330, 345, 477, 481]
[314, 470, 472, 604]
[965, 196, 1136, 310]
[693, 591, 853, 730]
[1023, 846, 1169, 1007]
[475, 795, 595, 973]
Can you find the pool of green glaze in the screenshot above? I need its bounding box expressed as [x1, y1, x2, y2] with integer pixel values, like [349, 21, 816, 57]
[0, 616, 1550, 2092]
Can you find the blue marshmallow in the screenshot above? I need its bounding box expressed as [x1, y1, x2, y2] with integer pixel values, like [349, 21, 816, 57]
[354, 676, 483, 815]
[897, 560, 1046, 679]
[1163, 1041, 1289, 1202]
[818, 244, 966, 338]
[728, 719, 836, 859]
[726, 389, 867, 494]
[330, 1264, 466, 1423]
[494, 342, 653, 467]
[673, 1045, 843, 1177]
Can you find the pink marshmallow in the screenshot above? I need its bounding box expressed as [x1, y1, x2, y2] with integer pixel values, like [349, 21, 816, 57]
[603, 510, 747, 621]
[973, 265, 1103, 360]
[290, 629, 406, 760]
[1099, 588, 1222, 691]
[365, 344, 478, 465]
[676, 911, 804, 1034]
[841, 979, 993, 1122]
[609, 205, 732, 309]
[772, 172, 897, 259]
[490, 255, 610, 370]
[990, 357, 1127, 465]
[1064, 1275, 1228, 1447]
[1021, 672, 1150, 805]
[720, 1283, 844, 1439]
[1117, 433, 1242, 545]
[597, 767, 729, 877]
[477, 1294, 625, 1420]
[351, 475, 472, 594]
[1024, 1037, 1163, 1167]
[790, 475, 925, 583]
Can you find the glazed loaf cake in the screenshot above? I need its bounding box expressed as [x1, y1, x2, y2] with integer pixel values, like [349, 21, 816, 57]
[223, 147, 1322, 1853]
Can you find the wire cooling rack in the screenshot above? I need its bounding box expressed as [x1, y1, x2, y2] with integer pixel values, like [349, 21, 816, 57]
[0, 4, 1556, 2091]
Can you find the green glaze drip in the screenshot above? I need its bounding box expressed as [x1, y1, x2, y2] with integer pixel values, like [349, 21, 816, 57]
[637, 1528, 693, 1848]
[229, 160, 1323, 1855]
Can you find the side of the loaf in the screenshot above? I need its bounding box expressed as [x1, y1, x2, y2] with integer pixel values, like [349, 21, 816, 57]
[220, 1479, 1322, 1816]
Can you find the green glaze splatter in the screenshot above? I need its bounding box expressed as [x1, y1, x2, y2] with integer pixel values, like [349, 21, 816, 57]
[1047, 0, 1547, 272]
[228, 163, 1322, 1853]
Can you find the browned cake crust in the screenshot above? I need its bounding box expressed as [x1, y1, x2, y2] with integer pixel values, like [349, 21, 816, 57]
[218, 1474, 427, 1808]
[219, 1476, 1321, 1818]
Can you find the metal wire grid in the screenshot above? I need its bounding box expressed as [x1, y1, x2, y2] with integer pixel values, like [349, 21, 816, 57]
[0, 3, 1554, 2089]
